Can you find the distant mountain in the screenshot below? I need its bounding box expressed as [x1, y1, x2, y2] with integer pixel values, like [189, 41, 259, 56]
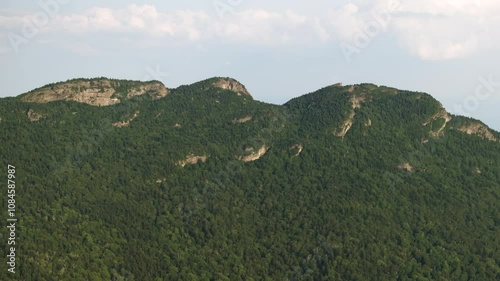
[1, 77, 499, 280]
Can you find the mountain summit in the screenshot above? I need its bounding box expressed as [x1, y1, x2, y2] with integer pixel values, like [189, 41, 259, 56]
[211, 77, 252, 97]
[20, 78, 169, 106]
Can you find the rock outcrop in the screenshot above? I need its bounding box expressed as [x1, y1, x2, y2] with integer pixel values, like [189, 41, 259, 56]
[239, 145, 269, 162]
[423, 108, 452, 137]
[112, 111, 140, 128]
[22, 78, 168, 106]
[398, 163, 415, 172]
[27, 109, 45, 122]
[177, 155, 207, 167]
[457, 122, 497, 142]
[290, 144, 303, 158]
[213, 78, 251, 97]
[232, 116, 252, 124]
[335, 93, 368, 137]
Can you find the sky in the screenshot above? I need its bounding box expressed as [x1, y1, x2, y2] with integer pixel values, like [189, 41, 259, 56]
[0, 0, 499, 131]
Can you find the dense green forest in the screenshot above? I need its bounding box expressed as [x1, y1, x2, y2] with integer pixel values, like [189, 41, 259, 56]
[0, 78, 499, 280]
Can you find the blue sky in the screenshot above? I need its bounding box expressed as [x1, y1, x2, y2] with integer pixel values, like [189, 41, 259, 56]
[0, 0, 499, 130]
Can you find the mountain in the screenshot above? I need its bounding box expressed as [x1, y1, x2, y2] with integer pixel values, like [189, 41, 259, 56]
[1, 77, 499, 280]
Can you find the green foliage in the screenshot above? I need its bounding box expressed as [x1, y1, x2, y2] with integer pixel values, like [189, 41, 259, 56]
[0, 81, 499, 280]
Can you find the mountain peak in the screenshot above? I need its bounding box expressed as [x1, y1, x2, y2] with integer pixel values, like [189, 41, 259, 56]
[211, 77, 251, 97]
[21, 77, 169, 106]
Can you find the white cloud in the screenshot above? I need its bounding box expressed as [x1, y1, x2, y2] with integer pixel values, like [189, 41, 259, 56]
[58, 7, 211, 40]
[396, 0, 483, 16]
[322, 3, 365, 41]
[126, 4, 159, 21]
[312, 18, 330, 42]
[392, 16, 481, 60]
[325, 0, 500, 60]
[214, 9, 283, 43]
[173, 10, 211, 40]
[0, 2, 499, 60]
[323, 1, 401, 59]
[0, 5, 318, 45]
[285, 10, 306, 25]
[211, 9, 322, 45]
[390, 0, 500, 60]
[87, 7, 121, 30]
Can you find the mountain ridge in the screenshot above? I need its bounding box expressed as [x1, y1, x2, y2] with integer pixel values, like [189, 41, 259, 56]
[0, 76, 499, 280]
[19, 76, 252, 106]
[12, 76, 500, 142]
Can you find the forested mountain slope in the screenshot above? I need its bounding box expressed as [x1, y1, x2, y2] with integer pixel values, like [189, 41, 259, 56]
[1, 77, 499, 280]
